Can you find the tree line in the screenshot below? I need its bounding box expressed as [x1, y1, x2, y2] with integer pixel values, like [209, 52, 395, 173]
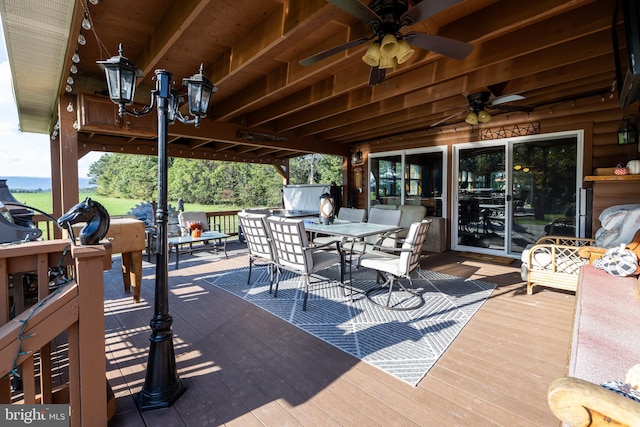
[88, 153, 343, 207]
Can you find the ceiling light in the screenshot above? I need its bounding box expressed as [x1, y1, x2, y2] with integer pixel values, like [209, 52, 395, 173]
[395, 39, 415, 64]
[478, 109, 491, 123]
[379, 34, 398, 59]
[378, 55, 394, 69]
[362, 42, 380, 67]
[88, 0, 99, 4]
[72, 52, 80, 63]
[78, 33, 86, 45]
[465, 111, 478, 125]
[70, 64, 78, 74]
[82, 15, 91, 30]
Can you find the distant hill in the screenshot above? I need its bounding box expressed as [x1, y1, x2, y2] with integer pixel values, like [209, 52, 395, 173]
[0, 176, 94, 191]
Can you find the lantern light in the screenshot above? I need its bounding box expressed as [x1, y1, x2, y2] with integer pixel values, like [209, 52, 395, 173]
[97, 44, 216, 412]
[618, 116, 638, 145]
[319, 188, 335, 225]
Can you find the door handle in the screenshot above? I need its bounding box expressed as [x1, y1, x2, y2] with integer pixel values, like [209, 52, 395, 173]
[506, 194, 512, 202]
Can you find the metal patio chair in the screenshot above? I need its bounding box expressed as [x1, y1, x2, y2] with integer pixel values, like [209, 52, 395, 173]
[266, 216, 344, 311]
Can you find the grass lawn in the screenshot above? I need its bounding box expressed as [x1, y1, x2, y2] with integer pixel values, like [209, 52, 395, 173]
[12, 192, 241, 216]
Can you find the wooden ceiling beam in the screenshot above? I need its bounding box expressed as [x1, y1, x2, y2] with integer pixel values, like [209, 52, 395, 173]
[136, 0, 210, 78]
[301, 27, 613, 141]
[329, 75, 615, 144]
[245, 0, 611, 130]
[320, 71, 613, 144]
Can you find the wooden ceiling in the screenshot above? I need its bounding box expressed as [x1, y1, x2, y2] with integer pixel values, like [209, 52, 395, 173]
[4, 0, 621, 164]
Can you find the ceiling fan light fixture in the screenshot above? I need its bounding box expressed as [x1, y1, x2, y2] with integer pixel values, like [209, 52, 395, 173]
[465, 111, 478, 125]
[378, 55, 395, 69]
[379, 33, 398, 58]
[362, 42, 381, 67]
[478, 109, 491, 123]
[395, 39, 415, 64]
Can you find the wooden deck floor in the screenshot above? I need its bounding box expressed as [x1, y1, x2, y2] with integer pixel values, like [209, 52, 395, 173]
[104, 241, 574, 426]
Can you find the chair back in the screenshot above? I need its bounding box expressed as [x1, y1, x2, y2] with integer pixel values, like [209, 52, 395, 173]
[368, 207, 402, 226]
[178, 211, 210, 233]
[266, 216, 312, 273]
[365, 208, 402, 246]
[398, 220, 432, 275]
[238, 211, 274, 261]
[338, 208, 366, 222]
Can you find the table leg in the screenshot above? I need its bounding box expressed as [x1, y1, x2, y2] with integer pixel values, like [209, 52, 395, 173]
[129, 251, 142, 303]
[121, 253, 132, 294]
[222, 238, 228, 259]
[174, 244, 180, 269]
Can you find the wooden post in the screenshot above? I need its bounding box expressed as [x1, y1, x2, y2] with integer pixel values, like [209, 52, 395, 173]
[72, 245, 108, 427]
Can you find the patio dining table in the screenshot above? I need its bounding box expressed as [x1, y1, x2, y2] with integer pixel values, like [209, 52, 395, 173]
[302, 217, 401, 284]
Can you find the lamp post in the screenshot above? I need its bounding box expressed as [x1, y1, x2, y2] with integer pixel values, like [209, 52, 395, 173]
[97, 44, 216, 411]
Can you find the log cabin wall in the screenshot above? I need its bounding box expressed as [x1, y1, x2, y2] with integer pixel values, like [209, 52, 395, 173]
[350, 93, 640, 243]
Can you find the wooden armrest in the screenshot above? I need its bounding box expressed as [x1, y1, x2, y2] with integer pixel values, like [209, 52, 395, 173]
[548, 377, 640, 426]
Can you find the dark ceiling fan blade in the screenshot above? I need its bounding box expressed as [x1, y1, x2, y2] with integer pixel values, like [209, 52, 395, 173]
[405, 32, 473, 60]
[401, 0, 462, 26]
[299, 37, 371, 66]
[327, 0, 381, 25]
[368, 66, 386, 86]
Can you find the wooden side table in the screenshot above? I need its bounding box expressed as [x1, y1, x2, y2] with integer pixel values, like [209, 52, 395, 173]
[107, 218, 146, 302]
[69, 217, 146, 302]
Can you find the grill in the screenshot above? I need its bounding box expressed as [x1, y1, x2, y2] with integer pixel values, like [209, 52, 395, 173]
[0, 179, 42, 243]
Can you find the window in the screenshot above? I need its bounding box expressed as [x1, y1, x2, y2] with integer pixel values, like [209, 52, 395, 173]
[369, 149, 445, 217]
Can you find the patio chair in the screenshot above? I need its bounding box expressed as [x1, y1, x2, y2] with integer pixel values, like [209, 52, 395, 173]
[342, 207, 402, 255]
[237, 211, 277, 291]
[357, 219, 431, 310]
[313, 207, 366, 246]
[266, 216, 344, 311]
[178, 211, 215, 235]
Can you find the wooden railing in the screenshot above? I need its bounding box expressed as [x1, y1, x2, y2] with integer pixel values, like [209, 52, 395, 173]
[0, 240, 111, 427]
[206, 210, 240, 236]
[31, 214, 58, 241]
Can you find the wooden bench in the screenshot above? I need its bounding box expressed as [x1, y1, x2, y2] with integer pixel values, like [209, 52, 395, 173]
[548, 265, 640, 426]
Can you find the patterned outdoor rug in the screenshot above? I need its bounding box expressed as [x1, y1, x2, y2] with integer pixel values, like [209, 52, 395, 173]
[201, 265, 496, 386]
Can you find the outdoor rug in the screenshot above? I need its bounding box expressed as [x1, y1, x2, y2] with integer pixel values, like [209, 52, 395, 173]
[201, 265, 496, 386]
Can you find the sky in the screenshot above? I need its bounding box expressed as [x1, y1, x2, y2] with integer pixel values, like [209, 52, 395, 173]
[0, 33, 102, 178]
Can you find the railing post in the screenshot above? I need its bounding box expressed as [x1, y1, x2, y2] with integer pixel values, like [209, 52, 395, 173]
[71, 244, 108, 427]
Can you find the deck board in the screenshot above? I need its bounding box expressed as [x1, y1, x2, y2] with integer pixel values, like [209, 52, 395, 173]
[103, 242, 575, 426]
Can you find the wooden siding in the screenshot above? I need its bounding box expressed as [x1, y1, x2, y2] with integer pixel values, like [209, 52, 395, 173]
[351, 93, 640, 239]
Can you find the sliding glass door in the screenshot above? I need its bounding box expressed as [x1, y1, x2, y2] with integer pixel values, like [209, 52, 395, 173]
[453, 131, 583, 256]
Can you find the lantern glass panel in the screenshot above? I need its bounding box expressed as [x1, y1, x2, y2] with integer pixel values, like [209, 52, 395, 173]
[121, 68, 136, 104]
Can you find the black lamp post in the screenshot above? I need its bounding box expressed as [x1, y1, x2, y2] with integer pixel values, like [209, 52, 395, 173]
[97, 44, 216, 411]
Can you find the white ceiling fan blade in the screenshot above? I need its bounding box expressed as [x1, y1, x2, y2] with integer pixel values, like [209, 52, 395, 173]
[490, 94, 525, 106]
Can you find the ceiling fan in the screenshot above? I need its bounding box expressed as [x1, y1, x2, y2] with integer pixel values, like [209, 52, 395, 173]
[299, 0, 474, 86]
[431, 91, 536, 127]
